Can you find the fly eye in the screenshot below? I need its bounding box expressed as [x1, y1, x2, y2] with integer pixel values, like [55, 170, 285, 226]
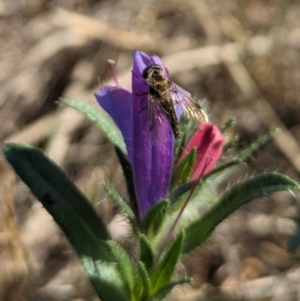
[142, 64, 163, 79]
[142, 67, 150, 79]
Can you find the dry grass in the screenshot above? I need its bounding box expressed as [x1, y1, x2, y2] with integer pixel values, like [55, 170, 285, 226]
[1, 0, 300, 300]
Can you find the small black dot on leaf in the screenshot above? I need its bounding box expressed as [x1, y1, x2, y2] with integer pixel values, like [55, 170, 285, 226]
[43, 193, 55, 205]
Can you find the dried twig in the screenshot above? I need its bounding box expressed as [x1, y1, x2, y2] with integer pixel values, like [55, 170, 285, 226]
[50, 9, 157, 53]
[0, 161, 29, 300]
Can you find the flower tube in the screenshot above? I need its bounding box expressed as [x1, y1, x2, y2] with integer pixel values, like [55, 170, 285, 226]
[95, 50, 174, 219]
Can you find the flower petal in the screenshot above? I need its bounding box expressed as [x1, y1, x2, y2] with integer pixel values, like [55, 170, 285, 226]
[132, 50, 174, 219]
[180, 123, 223, 180]
[95, 85, 133, 161]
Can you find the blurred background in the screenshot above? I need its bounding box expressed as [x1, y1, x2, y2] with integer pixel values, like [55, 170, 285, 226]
[1, 0, 300, 300]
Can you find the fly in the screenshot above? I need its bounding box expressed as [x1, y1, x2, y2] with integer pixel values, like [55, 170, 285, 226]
[142, 64, 208, 144]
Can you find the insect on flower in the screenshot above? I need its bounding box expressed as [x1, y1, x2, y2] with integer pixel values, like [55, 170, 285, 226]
[142, 63, 208, 144]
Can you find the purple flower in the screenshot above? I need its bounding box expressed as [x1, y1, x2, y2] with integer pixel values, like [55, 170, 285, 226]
[95, 50, 174, 220]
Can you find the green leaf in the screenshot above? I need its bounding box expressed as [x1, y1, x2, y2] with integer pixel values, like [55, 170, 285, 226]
[139, 234, 154, 270]
[223, 135, 238, 153]
[167, 181, 199, 218]
[2, 143, 127, 301]
[151, 232, 184, 294]
[204, 130, 274, 183]
[147, 278, 191, 301]
[141, 200, 169, 238]
[169, 181, 196, 203]
[183, 172, 300, 254]
[102, 182, 137, 233]
[236, 129, 275, 161]
[134, 261, 152, 301]
[221, 117, 236, 133]
[205, 162, 236, 188]
[108, 240, 135, 299]
[192, 130, 275, 202]
[62, 98, 127, 155]
[171, 148, 196, 187]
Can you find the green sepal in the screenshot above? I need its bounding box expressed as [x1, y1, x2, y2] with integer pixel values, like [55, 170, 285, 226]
[171, 148, 196, 187]
[134, 261, 152, 301]
[147, 278, 191, 301]
[141, 199, 169, 238]
[107, 240, 135, 299]
[2, 143, 127, 301]
[139, 233, 154, 270]
[102, 182, 138, 233]
[174, 116, 190, 159]
[151, 232, 184, 294]
[61, 98, 127, 155]
[183, 172, 300, 254]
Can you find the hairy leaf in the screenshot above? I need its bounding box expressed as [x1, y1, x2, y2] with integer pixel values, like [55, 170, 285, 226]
[62, 98, 126, 155]
[3, 143, 127, 301]
[151, 233, 184, 294]
[183, 172, 300, 254]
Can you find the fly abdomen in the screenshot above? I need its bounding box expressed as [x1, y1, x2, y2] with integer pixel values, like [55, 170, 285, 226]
[160, 99, 180, 139]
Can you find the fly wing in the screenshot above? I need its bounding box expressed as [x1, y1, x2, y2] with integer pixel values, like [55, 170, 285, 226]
[148, 94, 171, 146]
[169, 81, 208, 124]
